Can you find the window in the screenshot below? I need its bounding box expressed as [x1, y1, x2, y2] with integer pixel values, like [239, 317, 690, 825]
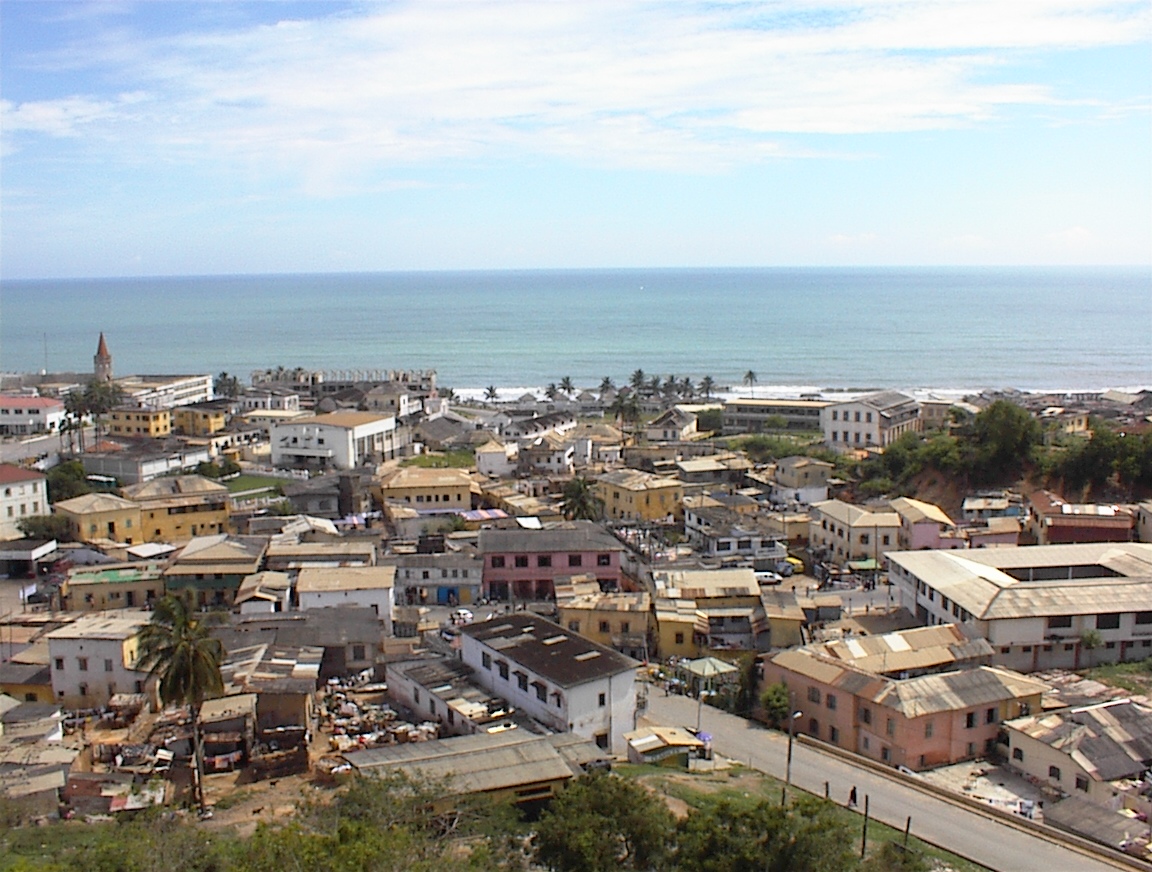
[597, 554, 611, 566]
[986, 707, 996, 724]
[1048, 765, 1062, 782]
[675, 633, 685, 647]
[491, 556, 505, 568]
[1096, 613, 1120, 630]
[829, 726, 840, 744]
[534, 683, 547, 702]
[809, 718, 819, 735]
[966, 742, 976, 757]
[1075, 775, 1089, 792]
[881, 746, 891, 762]
[620, 621, 630, 634]
[598, 692, 606, 707]
[514, 556, 528, 568]
[965, 712, 976, 729]
[78, 657, 88, 672]
[413, 690, 420, 705]
[568, 554, 582, 567]
[352, 644, 366, 661]
[886, 718, 895, 737]
[104, 659, 114, 673]
[826, 694, 837, 711]
[1012, 747, 1024, 761]
[832, 410, 838, 421]
[859, 534, 869, 545]
[537, 555, 552, 568]
[599, 621, 610, 633]
[862, 737, 870, 750]
[516, 672, 528, 691]
[807, 686, 821, 704]
[568, 621, 581, 632]
[595, 733, 609, 750]
[860, 707, 871, 725]
[924, 721, 934, 738]
[1136, 611, 1152, 625]
[78, 683, 88, 697]
[54, 658, 64, 671]
[1047, 615, 1072, 629]
[882, 535, 890, 546]
[482, 652, 492, 670]
[497, 661, 509, 680]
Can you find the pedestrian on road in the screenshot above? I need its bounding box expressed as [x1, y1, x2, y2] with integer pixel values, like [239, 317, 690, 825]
[848, 786, 858, 808]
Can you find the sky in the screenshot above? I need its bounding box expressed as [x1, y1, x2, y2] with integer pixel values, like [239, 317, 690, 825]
[2, 0, 1150, 278]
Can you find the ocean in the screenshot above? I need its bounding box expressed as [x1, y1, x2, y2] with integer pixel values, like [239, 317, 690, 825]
[0, 267, 1148, 396]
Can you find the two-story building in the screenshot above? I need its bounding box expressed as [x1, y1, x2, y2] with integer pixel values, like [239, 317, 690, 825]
[270, 412, 402, 471]
[376, 467, 478, 515]
[595, 470, 684, 524]
[683, 504, 787, 564]
[891, 497, 962, 551]
[760, 632, 1048, 771]
[770, 456, 834, 505]
[821, 391, 921, 451]
[479, 521, 625, 601]
[722, 398, 829, 435]
[46, 613, 152, 709]
[61, 561, 167, 611]
[163, 534, 269, 607]
[556, 582, 653, 662]
[52, 492, 142, 545]
[457, 613, 639, 753]
[886, 543, 1152, 672]
[0, 465, 48, 541]
[107, 406, 173, 438]
[384, 551, 484, 606]
[809, 499, 899, 565]
[119, 475, 230, 543]
[295, 566, 395, 635]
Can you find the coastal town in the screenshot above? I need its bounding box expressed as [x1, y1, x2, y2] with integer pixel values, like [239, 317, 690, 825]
[1, 334, 1152, 870]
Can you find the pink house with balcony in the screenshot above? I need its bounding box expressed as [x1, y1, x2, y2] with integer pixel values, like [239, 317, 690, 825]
[479, 521, 626, 601]
[759, 631, 1048, 771]
[891, 497, 962, 551]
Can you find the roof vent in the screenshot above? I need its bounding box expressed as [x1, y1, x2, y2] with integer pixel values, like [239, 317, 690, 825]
[574, 651, 601, 661]
[543, 635, 567, 646]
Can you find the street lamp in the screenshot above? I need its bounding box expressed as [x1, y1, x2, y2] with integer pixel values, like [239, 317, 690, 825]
[784, 710, 803, 798]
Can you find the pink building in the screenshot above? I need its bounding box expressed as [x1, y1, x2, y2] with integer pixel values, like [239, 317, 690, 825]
[479, 521, 625, 601]
[759, 633, 1048, 771]
[891, 497, 961, 551]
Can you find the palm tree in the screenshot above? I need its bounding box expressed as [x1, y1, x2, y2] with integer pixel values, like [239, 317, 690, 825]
[630, 369, 646, 392]
[608, 394, 641, 438]
[743, 370, 757, 397]
[560, 376, 575, 397]
[136, 593, 224, 815]
[698, 376, 715, 399]
[545, 383, 559, 401]
[678, 377, 694, 399]
[214, 372, 241, 398]
[484, 385, 499, 402]
[646, 375, 661, 397]
[598, 376, 615, 397]
[83, 380, 124, 444]
[63, 390, 88, 453]
[561, 476, 604, 521]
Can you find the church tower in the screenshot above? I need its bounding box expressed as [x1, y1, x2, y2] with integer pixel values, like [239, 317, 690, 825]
[94, 333, 113, 383]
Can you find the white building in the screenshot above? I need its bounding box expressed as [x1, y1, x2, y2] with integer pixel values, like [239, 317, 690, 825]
[270, 411, 401, 471]
[887, 543, 1152, 673]
[0, 396, 66, 435]
[821, 391, 920, 451]
[0, 465, 48, 541]
[295, 566, 395, 635]
[239, 390, 301, 412]
[116, 374, 215, 408]
[46, 613, 151, 708]
[457, 613, 639, 753]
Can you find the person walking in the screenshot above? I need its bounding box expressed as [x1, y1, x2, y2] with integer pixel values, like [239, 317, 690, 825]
[848, 785, 858, 808]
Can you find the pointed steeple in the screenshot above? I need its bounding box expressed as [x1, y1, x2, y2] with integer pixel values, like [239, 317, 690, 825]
[94, 332, 113, 383]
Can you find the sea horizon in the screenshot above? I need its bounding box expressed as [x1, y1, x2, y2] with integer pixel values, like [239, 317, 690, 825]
[2, 266, 1148, 395]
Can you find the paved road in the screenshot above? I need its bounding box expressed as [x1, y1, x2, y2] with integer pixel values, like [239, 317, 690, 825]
[643, 694, 1123, 872]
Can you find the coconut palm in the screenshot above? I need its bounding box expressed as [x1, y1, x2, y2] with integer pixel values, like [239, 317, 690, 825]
[698, 376, 716, 399]
[630, 369, 646, 392]
[678, 377, 694, 399]
[83, 380, 124, 444]
[484, 385, 499, 402]
[136, 593, 224, 815]
[608, 394, 642, 437]
[545, 383, 559, 401]
[560, 376, 575, 397]
[743, 370, 757, 397]
[561, 476, 604, 521]
[214, 372, 241, 398]
[599, 376, 615, 397]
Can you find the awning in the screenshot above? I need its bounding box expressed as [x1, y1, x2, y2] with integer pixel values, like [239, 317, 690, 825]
[847, 559, 880, 571]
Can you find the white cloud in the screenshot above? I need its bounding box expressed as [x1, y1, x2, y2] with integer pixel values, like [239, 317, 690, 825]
[3, 1, 1149, 179]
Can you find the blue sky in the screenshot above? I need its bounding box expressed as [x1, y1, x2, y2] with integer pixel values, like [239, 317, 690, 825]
[2, 0, 1149, 278]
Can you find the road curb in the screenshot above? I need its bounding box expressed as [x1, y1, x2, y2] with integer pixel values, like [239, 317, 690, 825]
[796, 734, 1142, 871]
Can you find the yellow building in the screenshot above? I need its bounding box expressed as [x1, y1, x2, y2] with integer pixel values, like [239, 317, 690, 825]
[376, 466, 478, 512]
[52, 492, 142, 545]
[61, 561, 168, 611]
[556, 582, 652, 662]
[172, 403, 229, 436]
[107, 406, 172, 438]
[120, 475, 230, 543]
[653, 598, 700, 660]
[595, 469, 684, 523]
